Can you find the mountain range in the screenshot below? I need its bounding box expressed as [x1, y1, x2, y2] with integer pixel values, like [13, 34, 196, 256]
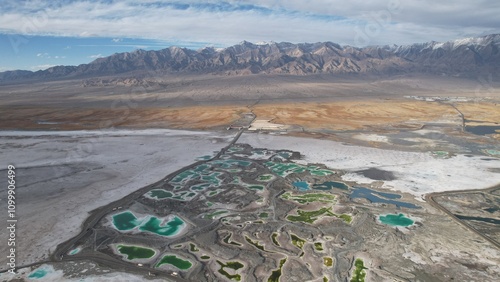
[1, 34, 499, 82]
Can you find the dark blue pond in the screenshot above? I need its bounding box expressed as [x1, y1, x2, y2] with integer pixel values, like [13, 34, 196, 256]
[455, 214, 500, 225]
[312, 181, 349, 190]
[350, 187, 420, 209]
[465, 125, 500, 136]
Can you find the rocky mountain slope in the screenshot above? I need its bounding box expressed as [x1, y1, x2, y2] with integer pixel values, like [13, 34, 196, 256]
[1, 34, 499, 82]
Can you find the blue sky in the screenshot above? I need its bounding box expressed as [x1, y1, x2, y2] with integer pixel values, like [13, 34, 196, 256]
[1, 0, 499, 71]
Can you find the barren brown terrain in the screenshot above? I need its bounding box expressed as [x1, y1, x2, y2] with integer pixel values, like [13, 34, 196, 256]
[1, 74, 499, 134]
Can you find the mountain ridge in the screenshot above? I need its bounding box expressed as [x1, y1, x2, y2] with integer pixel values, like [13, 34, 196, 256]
[1, 34, 499, 82]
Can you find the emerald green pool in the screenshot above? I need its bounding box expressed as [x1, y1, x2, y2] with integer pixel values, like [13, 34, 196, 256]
[379, 213, 414, 227]
[117, 245, 156, 260]
[112, 211, 143, 231]
[156, 254, 192, 270]
[139, 216, 185, 237]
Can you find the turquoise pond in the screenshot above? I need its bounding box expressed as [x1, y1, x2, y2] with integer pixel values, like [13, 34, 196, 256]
[28, 269, 47, 279]
[112, 211, 143, 231]
[112, 211, 185, 237]
[28, 266, 52, 279]
[139, 216, 185, 237]
[293, 181, 310, 191]
[68, 247, 81, 255]
[379, 213, 414, 226]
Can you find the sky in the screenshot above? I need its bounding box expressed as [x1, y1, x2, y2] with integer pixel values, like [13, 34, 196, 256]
[1, 0, 499, 71]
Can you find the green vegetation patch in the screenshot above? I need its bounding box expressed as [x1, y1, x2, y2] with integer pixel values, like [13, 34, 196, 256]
[258, 174, 274, 182]
[217, 260, 244, 281]
[290, 234, 306, 249]
[189, 243, 199, 252]
[323, 257, 333, 267]
[117, 245, 156, 260]
[287, 207, 351, 224]
[245, 236, 266, 251]
[314, 242, 324, 251]
[223, 232, 242, 246]
[281, 192, 336, 204]
[350, 258, 367, 282]
[267, 258, 287, 282]
[264, 162, 306, 177]
[271, 232, 280, 246]
[201, 255, 210, 260]
[156, 255, 192, 270]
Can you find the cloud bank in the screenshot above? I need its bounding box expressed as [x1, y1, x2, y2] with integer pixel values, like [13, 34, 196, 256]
[0, 0, 499, 47]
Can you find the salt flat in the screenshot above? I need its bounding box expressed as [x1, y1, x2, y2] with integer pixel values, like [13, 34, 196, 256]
[0, 129, 234, 271]
[239, 133, 500, 198]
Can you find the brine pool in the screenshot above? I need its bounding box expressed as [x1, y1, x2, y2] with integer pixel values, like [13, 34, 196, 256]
[112, 211, 186, 237]
[156, 254, 193, 270]
[351, 187, 420, 209]
[116, 245, 156, 260]
[379, 213, 414, 226]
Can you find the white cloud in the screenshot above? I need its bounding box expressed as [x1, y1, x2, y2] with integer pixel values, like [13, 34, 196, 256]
[36, 52, 50, 58]
[88, 54, 103, 59]
[30, 64, 56, 71]
[0, 0, 498, 47]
